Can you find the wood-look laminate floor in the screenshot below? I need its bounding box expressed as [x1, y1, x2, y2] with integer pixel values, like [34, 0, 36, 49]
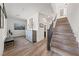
[3, 17, 79, 56]
[51, 17, 79, 56]
[3, 37, 57, 56]
[3, 37, 61, 56]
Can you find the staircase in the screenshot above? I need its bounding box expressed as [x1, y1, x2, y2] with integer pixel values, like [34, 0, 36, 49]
[50, 17, 79, 56]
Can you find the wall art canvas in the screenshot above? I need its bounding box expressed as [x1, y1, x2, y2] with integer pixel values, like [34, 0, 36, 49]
[14, 23, 25, 30]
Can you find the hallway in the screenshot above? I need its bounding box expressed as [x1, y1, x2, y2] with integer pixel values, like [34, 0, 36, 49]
[51, 17, 79, 56]
[3, 17, 79, 56]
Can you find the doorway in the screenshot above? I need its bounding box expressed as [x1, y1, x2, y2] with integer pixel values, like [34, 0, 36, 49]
[60, 8, 64, 16]
[44, 25, 46, 38]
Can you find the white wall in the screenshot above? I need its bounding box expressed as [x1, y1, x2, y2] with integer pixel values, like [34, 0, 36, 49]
[56, 3, 66, 18]
[51, 3, 56, 14]
[27, 13, 38, 30]
[0, 18, 7, 56]
[7, 18, 26, 37]
[0, 3, 7, 56]
[37, 28, 44, 42]
[5, 3, 53, 20]
[5, 3, 54, 42]
[51, 3, 67, 18]
[67, 3, 79, 43]
[26, 13, 44, 42]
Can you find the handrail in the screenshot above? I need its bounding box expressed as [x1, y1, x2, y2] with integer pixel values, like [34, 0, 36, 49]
[47, 14, 57, 50]
[53, 14, 57, 22]
[51, 14, 57, 26]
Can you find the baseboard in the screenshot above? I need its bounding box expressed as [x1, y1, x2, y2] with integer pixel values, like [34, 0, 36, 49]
[7, 35, 26, 38]
[13, 35, 26, 38]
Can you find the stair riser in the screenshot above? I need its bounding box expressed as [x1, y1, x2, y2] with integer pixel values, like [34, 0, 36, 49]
[52, 35, 76, 41]
[54, 31, 72, 33]
[53, 34, 74, 37]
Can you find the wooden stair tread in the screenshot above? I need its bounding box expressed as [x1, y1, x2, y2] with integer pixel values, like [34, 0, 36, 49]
[50, 17, 79, 56]
[51, 47, 76, 56]
[51, 39, 78, 45]
[51, 41, 79, 55]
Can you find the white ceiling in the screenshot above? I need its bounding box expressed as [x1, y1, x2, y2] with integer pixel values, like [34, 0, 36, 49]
[5, 3, 54, 20]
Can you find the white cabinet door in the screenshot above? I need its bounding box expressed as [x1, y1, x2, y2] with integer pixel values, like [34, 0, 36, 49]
[26, 30, 32, 42]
